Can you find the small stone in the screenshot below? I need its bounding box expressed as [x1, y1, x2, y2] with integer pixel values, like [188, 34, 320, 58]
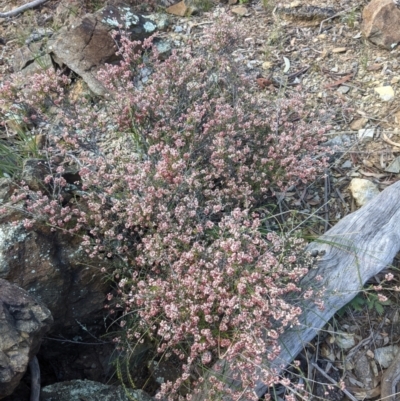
[358, 128, 375, 142]
[374, 345, 400, 368]
[231, 6, 249, 16]
[374, 85, 395, 101]
[391, 76, 400, 84]
[337, 85, 350, 94]
[350, 117, 368, 131]
[166, 1, 187, 16]
[320, 344, 336, 362]
[341, 160, 352, 169]
[354, 354, 375, 390]
[335, 332, 355, 349]
[385, 156, 400, 173]
[262, 61, 272, 70]
[332, 47, 347, 53]
[154, 39, 172, 60]
[349, 178, 380, 206]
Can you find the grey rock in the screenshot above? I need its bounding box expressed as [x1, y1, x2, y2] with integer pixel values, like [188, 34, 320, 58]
[362, 0, 400, 49]
[0, 209, 111, 335]
[146, 13, 170, 31]
[349, 178, 380, 206]
[11, 42, 52, 74]
[154, 39, 172, 60]
[48, 13, 118, 96]
[0, 279, 52, 399]
[358, 128, 375, 142]
[21, 159, 49, 192]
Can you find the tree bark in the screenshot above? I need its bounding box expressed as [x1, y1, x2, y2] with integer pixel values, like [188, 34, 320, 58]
[194, 180, 400, 400]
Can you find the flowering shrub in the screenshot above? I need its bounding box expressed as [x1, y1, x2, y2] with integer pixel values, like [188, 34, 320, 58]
[1, 14, 329, 401]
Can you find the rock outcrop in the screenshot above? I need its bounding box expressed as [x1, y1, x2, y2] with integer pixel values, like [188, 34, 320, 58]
[0, 167, 122, 399]
[362, 0, 400, 49]
[10, 4, 170, 95]
[0, 279, 52, 399]
[0, 214, 110, 336]
[48, 4, 166, 95]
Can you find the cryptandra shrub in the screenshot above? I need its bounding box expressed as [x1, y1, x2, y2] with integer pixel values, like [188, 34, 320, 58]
[0, 14, 329, 401]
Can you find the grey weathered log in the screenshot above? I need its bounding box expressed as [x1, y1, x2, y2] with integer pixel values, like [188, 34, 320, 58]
[194, 180, 400, 400]
[0, 0, 48, 18]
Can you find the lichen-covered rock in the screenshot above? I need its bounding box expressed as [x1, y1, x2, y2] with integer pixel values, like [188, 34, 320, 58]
[48, 4, 165, 96]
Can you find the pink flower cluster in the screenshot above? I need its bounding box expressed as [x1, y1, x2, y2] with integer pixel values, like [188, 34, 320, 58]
[1, 14, 329, 400]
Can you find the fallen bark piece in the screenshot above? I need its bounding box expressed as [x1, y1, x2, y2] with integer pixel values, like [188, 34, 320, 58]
[381, 348, 400, 401]
[194, 180, 400, 400]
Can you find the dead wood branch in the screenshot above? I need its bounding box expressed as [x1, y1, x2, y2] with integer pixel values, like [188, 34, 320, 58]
[0, 0, 48, 18]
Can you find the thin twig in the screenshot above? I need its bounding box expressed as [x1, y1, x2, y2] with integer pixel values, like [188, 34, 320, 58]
[323, 169, 330, 232]
[0, 0, 48, 18]
[44, 336, 110, 345]
[311, 362, 358, 401]
[382, 132, 400, 148]
[319, 6, 360, 34]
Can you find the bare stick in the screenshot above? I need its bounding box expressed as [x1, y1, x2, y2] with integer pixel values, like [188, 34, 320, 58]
[29, 356, 40, 401]
[0, 0, 48, 18]
[319, 6, 359, 34]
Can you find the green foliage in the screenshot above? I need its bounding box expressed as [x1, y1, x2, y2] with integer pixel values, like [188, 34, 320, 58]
[341, 9, 357, 29]
[194, 0, 215, 12]
[0, 122, 40, 178]
[338, 289, 392, 317]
